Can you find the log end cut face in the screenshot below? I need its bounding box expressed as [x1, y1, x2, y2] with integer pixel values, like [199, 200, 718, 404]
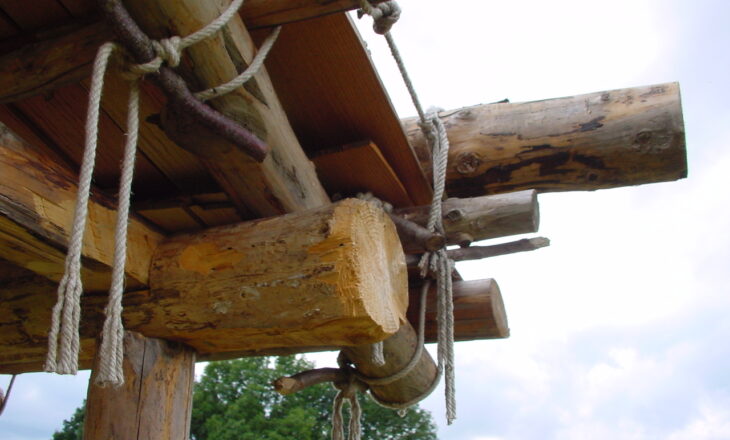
[145, 199, 407, 356]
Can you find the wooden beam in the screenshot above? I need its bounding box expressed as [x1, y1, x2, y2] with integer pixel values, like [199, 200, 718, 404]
[405, 83, 687, 197]
[0, 1, 376, 103]
[0, 267, 505, 373]
[84, 332, 195, 440]
[0, 120, 163, 290]
[407, 279, 509, 343]
[122, 0, 330, 218]
[0, 199, 408, 373]
[394, 190, 539, 248]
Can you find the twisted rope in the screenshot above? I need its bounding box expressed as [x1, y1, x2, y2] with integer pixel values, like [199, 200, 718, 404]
[358, 0, 457, 424]
[46, 0, 279, 386]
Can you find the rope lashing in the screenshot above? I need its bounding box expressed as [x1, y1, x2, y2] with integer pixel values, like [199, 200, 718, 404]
[358, 0, 457, 424]
[45, 0, 280, 387]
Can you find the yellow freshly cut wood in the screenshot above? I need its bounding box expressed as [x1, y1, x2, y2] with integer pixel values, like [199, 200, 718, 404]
[0, 121, 163, 290]
[0, 199, 407, 373]
[145, 198, 408, 354]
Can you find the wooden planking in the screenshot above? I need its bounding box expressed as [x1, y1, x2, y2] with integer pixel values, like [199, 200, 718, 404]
[312, 141, 411, 206]
[82, 73, 220, 195]
[57, 0, 95, 18]
[0, 120, 163, 290]
[405, 83, 688, 196]
[0, 0, 70, 31]
[251, 13, 432, 207]
[12, 83, 177, 197]
[240, 0, 384, 29]
[84, 332, 195, 440]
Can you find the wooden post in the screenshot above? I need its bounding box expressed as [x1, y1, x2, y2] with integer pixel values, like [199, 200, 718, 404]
[405, 83, 687, 196]
[84, 332, 195, 440]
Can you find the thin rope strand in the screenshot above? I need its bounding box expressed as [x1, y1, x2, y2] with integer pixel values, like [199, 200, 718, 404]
[195, 26, 281, 101]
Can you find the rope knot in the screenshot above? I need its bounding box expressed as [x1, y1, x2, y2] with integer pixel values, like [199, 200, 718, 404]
[358, 1, 401, 34]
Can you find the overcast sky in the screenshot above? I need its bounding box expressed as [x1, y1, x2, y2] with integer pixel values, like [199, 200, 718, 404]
[2, 1, 729, 439]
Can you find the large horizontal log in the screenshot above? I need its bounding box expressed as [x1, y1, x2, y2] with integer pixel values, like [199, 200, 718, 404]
[407, 279, 509, 343]
[394, 189, 539, 248]
[405, 83, 687, 197]
[0, 1, 377, 103]
[0, 199, 408, 373]
[0, 120, 162, 291]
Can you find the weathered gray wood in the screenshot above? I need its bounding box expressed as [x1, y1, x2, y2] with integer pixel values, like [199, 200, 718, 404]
[395, 190, 539, 247]
[84, 332, 195, 440]
[405, 83, 687, 196]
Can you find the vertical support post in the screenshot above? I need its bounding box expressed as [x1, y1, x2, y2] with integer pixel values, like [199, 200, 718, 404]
[83, 332, 195, 440]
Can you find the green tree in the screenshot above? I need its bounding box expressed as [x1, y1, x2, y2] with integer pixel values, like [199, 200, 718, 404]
[53, 356, 438, 440]
[52, 404, 85, 440]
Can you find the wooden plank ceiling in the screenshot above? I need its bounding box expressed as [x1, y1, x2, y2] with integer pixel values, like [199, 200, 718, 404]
[0, 0, 430, 234]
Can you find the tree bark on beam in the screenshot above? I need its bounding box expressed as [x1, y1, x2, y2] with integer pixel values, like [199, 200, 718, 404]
[405, 83, 687, 197]
[0, 121, 162, 291]
[394, 189, 539, 248]
[83, 332, 195, 440]
[0, 1, 380, 103]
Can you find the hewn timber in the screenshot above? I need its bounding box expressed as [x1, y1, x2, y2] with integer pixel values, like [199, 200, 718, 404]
[407, 279, 509, 343]
[341, 323, 438, 407]
[145, 198, 407, 354]
[0, 121, 162, 291]
[0, 1, 380, 103]
[394, 190, 539, 248]
[84, 332, 195, 440]
[0, 258, 503, 372]
[405, 83, 687, 196]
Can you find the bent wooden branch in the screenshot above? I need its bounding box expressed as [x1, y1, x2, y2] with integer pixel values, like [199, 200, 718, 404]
[405, 83, 687, 196]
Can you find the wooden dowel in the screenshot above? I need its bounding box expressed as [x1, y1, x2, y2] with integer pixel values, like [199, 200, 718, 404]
[406, 237, 550, 266]
[273, 367, 346, 395]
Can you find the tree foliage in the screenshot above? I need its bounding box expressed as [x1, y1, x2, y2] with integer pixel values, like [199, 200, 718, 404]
[53, 356, 438, 440]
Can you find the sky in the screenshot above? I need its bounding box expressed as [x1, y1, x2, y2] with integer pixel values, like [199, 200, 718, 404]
[2, 0, 729, 439]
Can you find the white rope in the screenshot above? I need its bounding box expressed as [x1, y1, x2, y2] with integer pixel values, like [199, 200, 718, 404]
[45, 41, 117, 376]
[46, 0, 279, 386]
[195, 26, 281, 101]
[359, 0, 457, 424]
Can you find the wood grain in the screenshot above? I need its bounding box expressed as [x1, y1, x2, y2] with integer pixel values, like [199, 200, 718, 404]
[313, 141, 411, 206]
[84, 332, 195, 440]
[0, 120, 163, 290]
[405, 83, 687, 196]
[251, 13, 432, 206]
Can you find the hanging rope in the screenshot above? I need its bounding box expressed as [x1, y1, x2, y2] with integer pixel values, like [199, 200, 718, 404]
[0, 374, 17, 417]
[358, 0, 457, 424]
[45, 0, 280, 386]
